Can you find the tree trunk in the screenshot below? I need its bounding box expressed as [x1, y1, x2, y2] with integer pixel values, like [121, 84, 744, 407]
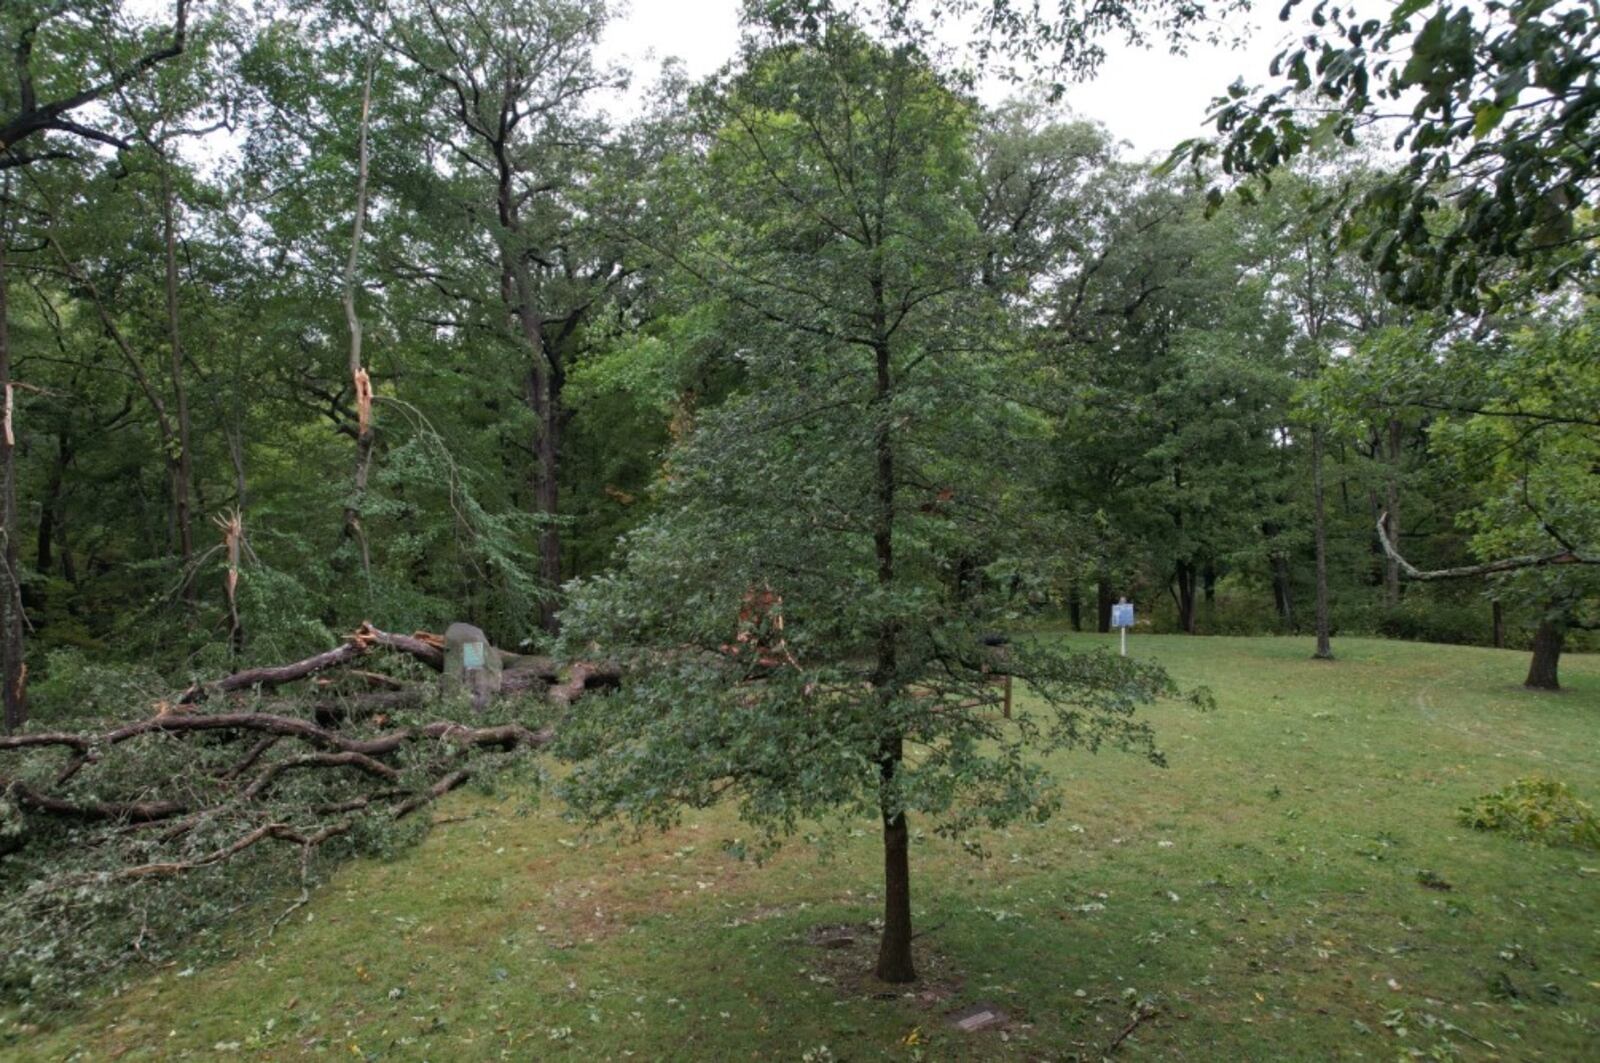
[1068, 584, 1081, 631]
[876, 791, 914, 983]
[870, 295, 913, 983]
[1173, 560, 1197, 634]
[1382, 417, 1401, 608]
[159, 163, 196, 606]
[35, 429, 68, 575]
[1524, 618, 1563, 691]
[1311, 425, 1333, 660]
[536, 367, 562, 629]
[1270, 551, 1295, 631]
[340, 63, 375, 578]
[1491, 598, 1504, 649]
[1203, 563, 1216, 604]
[1096, 576, 1112, 634]
[0, 200, 25, 732]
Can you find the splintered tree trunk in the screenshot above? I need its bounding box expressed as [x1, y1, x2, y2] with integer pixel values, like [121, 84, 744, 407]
[0, 207, 24, 732]
[340, 63, 376, 578]
[1525, 618, 1563, 691]
[1311, 425, 1333, 660]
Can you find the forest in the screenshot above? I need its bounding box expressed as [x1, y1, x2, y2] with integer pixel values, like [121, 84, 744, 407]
[0, 0, 1597, 1039]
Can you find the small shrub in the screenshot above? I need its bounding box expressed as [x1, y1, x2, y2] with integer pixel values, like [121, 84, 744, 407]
[1458, 778, 1600, 851]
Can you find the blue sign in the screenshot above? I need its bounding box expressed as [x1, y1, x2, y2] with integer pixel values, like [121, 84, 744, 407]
[462, 641, 486, 669]
[1111, 603, 1134, 629]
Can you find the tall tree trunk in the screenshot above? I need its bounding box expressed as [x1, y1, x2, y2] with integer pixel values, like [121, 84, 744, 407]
[869, 292, 913, 983]
[340, 62, 375, 578]
[1382, 417, 1401, 608]
[35, 430, 68, 575]
[537, 368, 562, 627]
[1096, 575, 1112, 634]
[1068, 584, 1082, 631]
[1270, 550, 1295, 631]
[1491, 598, 1504, 649]
[159, 163, 196, 606]
[0, 199, 25, 732]
[1203, 562, 1217, 604]
[877, 760, 913, 983]
[1311, 425, 1333, 660]
[1173, 560, 1197, 634]
[1524, 617, 1563, 691]
[499, 170, 560, 635]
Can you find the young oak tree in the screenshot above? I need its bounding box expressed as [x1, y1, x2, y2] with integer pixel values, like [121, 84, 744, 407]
[554, 19, 1201, 984]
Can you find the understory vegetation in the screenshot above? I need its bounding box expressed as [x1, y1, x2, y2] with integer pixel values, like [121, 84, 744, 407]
[1, 0, 1598, 1043]
[7, 636, 1597, 1060]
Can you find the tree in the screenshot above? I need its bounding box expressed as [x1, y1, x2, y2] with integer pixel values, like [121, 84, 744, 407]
[1349, 312, 1600, 689]
[1195, 0, 1600, 311]
[1042, 174, 1293, 635]
[355, 0, 626, 634]
[556, 21, 1198, 985]
[0, 1, 191, 170]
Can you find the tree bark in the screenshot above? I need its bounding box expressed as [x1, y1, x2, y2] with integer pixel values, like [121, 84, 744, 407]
[1382, 417, 1401, 608]
[35, 428, 69, 576]
[1270, 550, 1295, 631]
[0, 190, 25, 731]
[340, 63, 376, 578]
[1067, 584, 1081, 631]
[1524, 617, 1563, 691]
[876, 782, 915, 983]
[1491, 598, 1504, 649]
[1173, 560, 1197, 634]
[869, 289, 913, 982]
[159, 161, 196, 605]
[1096, 575, 1112, 634]
[1311, 425, 1333, 660]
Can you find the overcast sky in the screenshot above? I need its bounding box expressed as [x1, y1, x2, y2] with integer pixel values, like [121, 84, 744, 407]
[593, 0, 1308, 161]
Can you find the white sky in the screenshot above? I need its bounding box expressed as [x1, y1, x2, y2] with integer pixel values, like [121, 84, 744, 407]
[594, 0, 1311, 161]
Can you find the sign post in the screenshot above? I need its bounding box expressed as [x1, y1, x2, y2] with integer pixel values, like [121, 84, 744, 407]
[1111, 599, 1134, 657]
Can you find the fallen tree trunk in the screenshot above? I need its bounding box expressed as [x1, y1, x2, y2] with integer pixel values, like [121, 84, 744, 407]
[178, 623, 445, 705]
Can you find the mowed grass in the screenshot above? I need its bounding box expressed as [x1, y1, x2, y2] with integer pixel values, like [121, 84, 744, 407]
[11, 636, 1600, 1061]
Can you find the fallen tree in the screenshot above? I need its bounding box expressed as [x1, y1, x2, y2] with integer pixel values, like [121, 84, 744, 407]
[0, 622, 615, 1008]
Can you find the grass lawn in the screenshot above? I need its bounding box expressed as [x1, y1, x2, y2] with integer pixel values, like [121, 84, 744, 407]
[9, 635, 1600, 1061]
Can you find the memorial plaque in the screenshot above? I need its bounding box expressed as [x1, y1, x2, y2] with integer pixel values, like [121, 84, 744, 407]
[1111, 602, 1135, 628]
[443, 621, 502, 708]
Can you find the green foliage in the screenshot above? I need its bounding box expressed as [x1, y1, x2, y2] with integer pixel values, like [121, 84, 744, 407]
[1459, 778, 1600, 852]
[15, 637, 1600, 1060]
[0, 682, 550, 1012]
[27, 649, 168, 724]
[555, 29, 1203, 905]
[1196, 0, 1600, 310]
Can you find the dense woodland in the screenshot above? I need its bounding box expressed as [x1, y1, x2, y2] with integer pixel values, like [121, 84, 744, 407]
[0, 0, 1596, 1004]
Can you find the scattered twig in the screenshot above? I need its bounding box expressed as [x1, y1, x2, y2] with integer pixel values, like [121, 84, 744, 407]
[1108, 1003, 1159, 1054]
